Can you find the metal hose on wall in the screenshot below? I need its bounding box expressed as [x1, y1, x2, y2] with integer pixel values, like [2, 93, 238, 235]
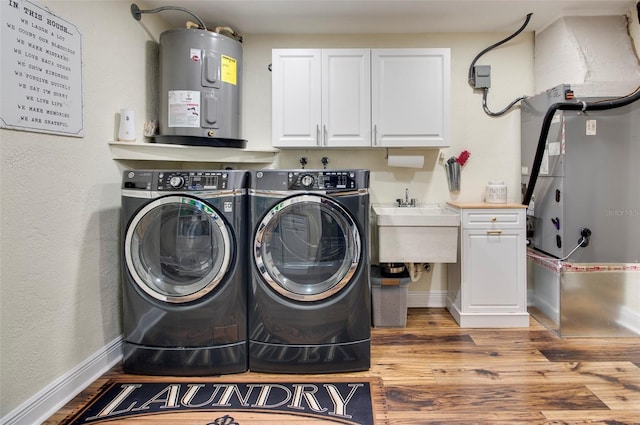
[468, 13, 533, 116]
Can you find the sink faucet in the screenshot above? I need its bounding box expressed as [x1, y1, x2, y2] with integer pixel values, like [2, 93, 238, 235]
[396, 188, 417, 207]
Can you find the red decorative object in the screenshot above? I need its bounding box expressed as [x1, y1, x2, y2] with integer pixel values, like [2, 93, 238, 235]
[456, 150, 471, 166]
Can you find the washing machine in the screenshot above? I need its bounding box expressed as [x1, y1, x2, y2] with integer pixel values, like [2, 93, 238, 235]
[248, 169, 371, 373]
[121, 170, 247, 375]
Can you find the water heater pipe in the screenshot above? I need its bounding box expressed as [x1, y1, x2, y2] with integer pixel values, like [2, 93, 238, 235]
[522, 87, 640, 206]
[130, 3, 207, 31]
[215, 26, 242, 42]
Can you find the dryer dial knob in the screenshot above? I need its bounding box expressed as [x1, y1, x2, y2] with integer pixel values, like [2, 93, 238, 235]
[301, 174, 315, 188]
[169, 176, 184, 188]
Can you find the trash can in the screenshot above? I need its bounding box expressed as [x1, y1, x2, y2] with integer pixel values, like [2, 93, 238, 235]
[371, 265, 411, 327]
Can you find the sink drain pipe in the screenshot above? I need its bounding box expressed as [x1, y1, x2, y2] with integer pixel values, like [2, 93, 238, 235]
[405, 263, 430, 282]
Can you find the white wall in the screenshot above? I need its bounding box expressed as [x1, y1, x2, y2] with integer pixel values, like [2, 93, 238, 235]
[534, 15, 640, 95]
[0, 0, 169, 418]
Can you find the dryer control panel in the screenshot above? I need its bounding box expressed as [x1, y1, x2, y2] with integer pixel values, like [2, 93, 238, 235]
[156, 171, 229, 191]
[250, 169, 369, 191]
[288, 171, 358, 190]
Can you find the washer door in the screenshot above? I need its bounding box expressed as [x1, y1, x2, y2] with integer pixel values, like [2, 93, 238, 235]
[125, 195, 232, 303]
[254, 194, 361, 301]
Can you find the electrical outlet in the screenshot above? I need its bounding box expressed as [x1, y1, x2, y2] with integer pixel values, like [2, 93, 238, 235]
[473, 65, 491, 88]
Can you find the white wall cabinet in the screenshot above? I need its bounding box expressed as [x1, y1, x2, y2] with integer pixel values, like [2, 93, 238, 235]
[272, 49, 371, 148]
[371, 49, 450, 147]
[272, 48, 450, 148]
[446, 203, 529, 328]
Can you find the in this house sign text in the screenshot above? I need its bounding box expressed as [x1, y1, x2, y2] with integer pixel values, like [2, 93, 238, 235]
[1, 0, 83, 137]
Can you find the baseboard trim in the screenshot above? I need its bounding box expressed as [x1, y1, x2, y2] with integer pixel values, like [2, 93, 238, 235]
[406, 290, 448, 308]
[446, 300, 530, 328]
[2, 336, 123, 425]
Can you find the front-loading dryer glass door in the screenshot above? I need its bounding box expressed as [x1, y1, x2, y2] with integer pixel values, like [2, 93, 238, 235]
[255, 194, 360, 301]
[125, 195, 232, 303]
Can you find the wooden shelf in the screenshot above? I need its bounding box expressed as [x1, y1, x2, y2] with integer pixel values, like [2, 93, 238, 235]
[108, 141, 278, 163]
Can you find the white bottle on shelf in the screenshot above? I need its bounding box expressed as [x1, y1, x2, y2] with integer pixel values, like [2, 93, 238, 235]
[118, 109, 136, 142]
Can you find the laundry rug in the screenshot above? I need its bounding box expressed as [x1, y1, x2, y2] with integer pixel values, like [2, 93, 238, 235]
[60, 376, 388, 424]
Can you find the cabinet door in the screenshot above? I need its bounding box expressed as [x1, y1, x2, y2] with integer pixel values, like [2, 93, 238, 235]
[272, 49, 321, 147]
[322, 49, 371, 147]
[461, 229, 526, 313]
[372, 49, 450, 147]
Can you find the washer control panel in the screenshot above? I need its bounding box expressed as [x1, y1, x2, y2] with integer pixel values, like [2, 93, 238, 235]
[287, 171, 358, 190]
[157, 171, 228, 191]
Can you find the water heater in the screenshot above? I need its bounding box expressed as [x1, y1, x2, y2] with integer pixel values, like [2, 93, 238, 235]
[157, 28, 246, 148]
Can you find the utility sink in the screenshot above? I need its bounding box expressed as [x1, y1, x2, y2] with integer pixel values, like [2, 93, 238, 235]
[372, 204, 460, 263]
[372, 205, 461, 227]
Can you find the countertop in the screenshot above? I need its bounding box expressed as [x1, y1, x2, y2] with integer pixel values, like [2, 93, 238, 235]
[446, 202, 527, 209]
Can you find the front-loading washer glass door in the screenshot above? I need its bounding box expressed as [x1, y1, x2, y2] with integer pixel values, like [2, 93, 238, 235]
[125, 195, 232, 303]
[254, 194, 360, 302]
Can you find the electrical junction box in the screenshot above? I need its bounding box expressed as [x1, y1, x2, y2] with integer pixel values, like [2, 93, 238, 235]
[473, 65, 491, 88]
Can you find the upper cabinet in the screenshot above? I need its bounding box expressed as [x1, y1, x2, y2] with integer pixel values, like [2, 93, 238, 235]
[272, 49, 371, 148]
[372, 49, 450, 148]
[271, 48, 450, 148]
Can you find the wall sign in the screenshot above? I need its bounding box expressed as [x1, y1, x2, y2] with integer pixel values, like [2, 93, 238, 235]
[1, 0, 84, 137]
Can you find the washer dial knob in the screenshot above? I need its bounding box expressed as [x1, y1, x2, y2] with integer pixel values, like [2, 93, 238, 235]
[169, 176, 184, 188]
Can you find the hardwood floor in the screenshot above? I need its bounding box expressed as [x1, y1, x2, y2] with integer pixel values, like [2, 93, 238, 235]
[44, 308, 640, 424]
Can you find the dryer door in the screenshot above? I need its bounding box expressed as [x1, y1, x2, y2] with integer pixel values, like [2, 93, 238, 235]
[254, 194, 361, 301]
[125, 195, 232, 303]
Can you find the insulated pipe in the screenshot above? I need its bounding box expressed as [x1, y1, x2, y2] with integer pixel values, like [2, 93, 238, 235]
[522, 87, 640, 206]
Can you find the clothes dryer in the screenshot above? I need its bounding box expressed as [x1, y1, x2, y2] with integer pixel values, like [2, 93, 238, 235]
[248, 169, 371, 373]
[121, 170, 247, 375]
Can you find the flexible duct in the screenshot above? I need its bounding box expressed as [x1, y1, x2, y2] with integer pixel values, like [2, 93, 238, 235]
[522, 87, 640, 206]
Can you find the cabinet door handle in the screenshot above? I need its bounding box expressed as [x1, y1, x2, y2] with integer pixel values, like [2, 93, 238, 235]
[373, 125, 378, 146]
[323, 124, 327, 146]
[316, 124, 320, 146]
[486, 230, 503, 235]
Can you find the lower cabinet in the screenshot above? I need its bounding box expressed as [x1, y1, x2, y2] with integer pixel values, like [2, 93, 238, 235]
[446, 203, 529, 327]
